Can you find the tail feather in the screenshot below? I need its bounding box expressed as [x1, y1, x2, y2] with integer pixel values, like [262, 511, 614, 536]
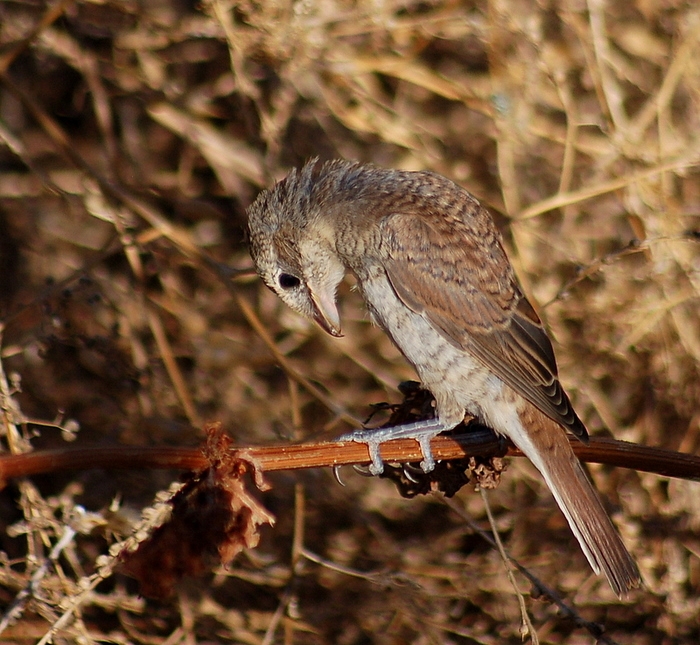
[511, 407, 641, 596]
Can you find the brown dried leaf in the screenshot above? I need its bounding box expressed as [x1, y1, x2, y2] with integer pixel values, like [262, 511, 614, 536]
[121, 424, 275, 598]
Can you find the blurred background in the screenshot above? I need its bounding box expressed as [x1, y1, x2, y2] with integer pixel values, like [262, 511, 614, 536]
[1, 0, 699, 642]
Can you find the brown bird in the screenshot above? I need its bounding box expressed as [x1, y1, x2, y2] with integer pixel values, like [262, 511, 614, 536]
[247, 158, 641, 595]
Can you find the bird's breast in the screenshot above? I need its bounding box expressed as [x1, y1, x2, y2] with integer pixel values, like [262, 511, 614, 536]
[358, 273, 504, 429]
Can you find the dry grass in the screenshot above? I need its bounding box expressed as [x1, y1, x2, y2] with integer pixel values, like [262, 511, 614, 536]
[1, 0, 699, 642]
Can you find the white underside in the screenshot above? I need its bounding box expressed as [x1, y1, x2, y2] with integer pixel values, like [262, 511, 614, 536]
[357, 273, 604, 576]
[359, 273, 514, 431]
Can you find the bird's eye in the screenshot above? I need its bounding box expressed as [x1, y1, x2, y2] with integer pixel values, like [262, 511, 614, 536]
[278, 273, 301, 289]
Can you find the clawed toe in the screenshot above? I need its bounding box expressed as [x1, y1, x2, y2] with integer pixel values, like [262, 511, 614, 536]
[402, 463, 424, 483]
[352, 464, 377, 477]
[336, 418, 446, 476]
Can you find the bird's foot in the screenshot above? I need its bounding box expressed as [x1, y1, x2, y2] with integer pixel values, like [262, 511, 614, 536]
[336, 418, 446, 475]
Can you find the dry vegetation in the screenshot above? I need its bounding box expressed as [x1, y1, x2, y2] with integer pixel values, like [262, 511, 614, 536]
[1, 0, 700, 642]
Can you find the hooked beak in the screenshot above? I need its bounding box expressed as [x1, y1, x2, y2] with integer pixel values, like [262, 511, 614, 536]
[310, 288, 343, 337]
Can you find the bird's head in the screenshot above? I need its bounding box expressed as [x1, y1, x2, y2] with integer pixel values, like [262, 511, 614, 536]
[247, 164, 346, 337]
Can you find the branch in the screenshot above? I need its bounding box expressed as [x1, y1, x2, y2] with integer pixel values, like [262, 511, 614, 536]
[1, 427, 699, 486]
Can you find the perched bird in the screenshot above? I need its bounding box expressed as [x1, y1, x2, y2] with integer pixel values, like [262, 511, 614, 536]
[247, 158, 641, 595]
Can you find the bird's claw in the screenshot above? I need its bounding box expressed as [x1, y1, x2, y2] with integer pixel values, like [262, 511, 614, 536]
[402, 463, 424, 483]
[332, 465, 346, 486]
[336, 418, 446, 476]
[352, 464, 376, 477]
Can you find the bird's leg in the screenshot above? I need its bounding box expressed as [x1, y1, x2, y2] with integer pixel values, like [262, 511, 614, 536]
[336, 418, 446, 475]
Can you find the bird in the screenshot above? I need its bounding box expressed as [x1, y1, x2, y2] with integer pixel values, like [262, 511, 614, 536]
[246, 158, 641, 596]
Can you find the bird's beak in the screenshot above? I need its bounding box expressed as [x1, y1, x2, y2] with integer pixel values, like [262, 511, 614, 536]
[310, 288, 343, 337]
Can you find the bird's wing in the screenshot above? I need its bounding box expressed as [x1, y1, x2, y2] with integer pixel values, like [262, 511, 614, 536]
[380, 207, 587, 439]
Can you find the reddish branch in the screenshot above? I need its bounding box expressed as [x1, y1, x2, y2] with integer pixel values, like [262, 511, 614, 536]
[1, 428, 698, 487]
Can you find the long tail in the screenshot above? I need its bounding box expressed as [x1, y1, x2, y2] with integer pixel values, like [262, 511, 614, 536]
[511, 404, 641, 596]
